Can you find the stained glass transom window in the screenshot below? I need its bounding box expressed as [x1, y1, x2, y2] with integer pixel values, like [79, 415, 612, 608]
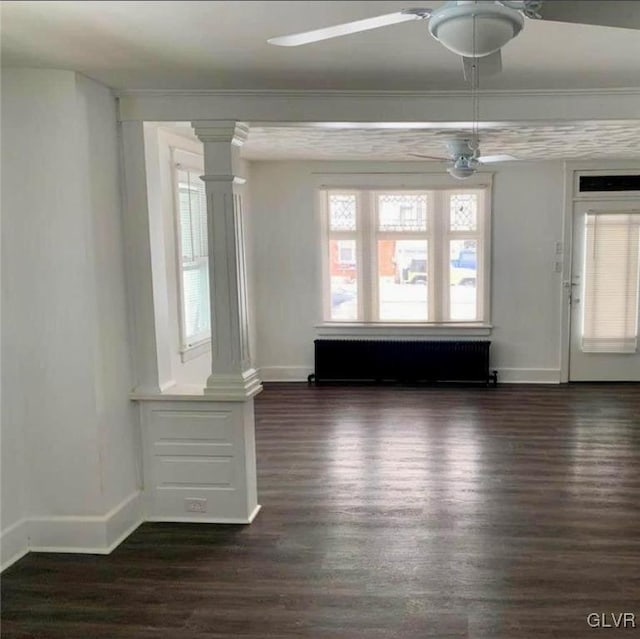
[378, 194, 428, 232]
[450, 193, 478, 231]
[329, 194, 357, 231]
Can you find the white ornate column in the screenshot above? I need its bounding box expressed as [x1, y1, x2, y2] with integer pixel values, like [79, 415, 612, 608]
[192, 121, 262, 399]
[130, 121, 262, 526]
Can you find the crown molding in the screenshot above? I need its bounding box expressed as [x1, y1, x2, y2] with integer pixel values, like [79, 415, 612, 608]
[117, 87, 640, 125]
[115, 87, 640, 99]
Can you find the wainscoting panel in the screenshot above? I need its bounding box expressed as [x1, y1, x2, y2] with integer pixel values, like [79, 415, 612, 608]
[140, 400, 259, 523]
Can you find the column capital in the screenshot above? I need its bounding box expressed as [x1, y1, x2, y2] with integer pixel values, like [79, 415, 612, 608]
[191, 120, 249, 146]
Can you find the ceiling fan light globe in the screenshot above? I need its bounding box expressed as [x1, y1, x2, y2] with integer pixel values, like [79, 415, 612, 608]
[447, 165, 476, 179]
[453, 155, 473, 169]
[428, 3, 524, 58]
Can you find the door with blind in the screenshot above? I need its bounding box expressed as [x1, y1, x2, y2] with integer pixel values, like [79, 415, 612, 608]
[569, 200, 640, 381]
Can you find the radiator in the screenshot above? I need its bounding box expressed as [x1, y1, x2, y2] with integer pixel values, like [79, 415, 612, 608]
[309, 339, 497, 386]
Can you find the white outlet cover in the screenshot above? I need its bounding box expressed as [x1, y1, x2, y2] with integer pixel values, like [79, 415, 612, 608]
[185, 498, 207, 513]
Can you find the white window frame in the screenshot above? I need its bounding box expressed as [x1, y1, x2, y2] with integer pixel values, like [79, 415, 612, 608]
[171, 148, 211, 358]
[319, 183, 492, 331]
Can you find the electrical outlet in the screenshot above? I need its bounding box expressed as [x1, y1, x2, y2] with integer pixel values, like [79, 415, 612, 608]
[185, 497, 207, 513]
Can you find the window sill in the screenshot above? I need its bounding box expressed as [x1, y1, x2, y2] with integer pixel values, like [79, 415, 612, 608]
[315, 322, 492, 337]
[179, 339, 211, 363]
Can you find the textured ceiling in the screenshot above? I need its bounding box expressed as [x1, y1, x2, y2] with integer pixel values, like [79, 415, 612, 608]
[242, 121, 640, 161]
[2, 1, 640, 90]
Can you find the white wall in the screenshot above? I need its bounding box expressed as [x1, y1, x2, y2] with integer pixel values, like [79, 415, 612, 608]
[76, 75, 140, 511]
[2, 70, 97, 567]
[1, 69, 141, 568]
[249, 160, 565, 383]
[491, 165, 565, 379]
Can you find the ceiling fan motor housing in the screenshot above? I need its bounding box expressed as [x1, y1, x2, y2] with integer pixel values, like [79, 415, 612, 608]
[446, 139, 481, 179]
[446, 138, 477, 158]
[428, 1, 525, 57]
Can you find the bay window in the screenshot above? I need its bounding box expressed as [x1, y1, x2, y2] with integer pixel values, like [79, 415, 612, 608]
[321, 187, 490, 324]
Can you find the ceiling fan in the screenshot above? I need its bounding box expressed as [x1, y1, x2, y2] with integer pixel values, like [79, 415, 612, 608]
[268, 1, 640, 79]
[411, 137, 517, 179]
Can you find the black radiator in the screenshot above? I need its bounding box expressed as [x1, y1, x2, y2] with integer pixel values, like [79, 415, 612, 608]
[309, 339, 497, 386]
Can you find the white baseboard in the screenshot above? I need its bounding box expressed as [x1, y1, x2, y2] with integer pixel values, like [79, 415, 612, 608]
[105, 490, 145, 551]
[27, 490, 144, 555]
[259, 366, 311, 382]
[260, 365, 561, 384]
[146, 504, 261, 525]
[0, 519, 29, 571]
[1, 492, 260, 570]
[496, 368, 561, 384]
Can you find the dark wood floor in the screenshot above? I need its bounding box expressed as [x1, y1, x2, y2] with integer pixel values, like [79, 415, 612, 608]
[2, 383, 639, 638]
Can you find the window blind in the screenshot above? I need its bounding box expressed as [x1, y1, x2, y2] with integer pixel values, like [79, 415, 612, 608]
[582, 212, 640, 353]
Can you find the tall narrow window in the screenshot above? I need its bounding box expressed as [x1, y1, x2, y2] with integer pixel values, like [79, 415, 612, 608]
[582, 212, 640, 353]
[446, 192, 483, 321]
[375, 193, 430, 321]
[327, 193, 359, 321]
[175, 164, 211, 349]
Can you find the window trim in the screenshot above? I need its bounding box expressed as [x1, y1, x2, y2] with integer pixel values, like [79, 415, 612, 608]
[319, 182, 492, 329]
[179, 337, 212, 363]
[171, 147, 211, 355]
[574, 169, 640, 199]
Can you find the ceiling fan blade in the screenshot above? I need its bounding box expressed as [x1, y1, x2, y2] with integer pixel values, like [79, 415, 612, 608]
[410, 153, 450, 161]
[477, 154, 518, 163]
[462, 50, 502, 82]
[538, 1, 640, 30]
[267, 10, 428, 47]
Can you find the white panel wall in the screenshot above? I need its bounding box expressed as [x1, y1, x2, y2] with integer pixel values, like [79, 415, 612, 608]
[249, 160, 565, 383]
[1, 69, 141, 567]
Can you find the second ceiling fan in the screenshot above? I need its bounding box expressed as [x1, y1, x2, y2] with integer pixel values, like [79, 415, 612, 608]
[411, 137, 517, 179]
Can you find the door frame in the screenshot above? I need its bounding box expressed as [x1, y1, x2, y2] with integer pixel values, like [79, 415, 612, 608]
[560, 160, 640, 383]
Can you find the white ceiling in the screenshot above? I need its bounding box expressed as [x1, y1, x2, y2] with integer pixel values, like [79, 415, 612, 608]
[163, 120, 640, 161]
[6, 1, 640, 162]
[243, 121, 640, 161]
[2, 1, 640, 91]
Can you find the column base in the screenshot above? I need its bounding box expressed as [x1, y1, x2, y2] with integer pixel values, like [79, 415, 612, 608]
[204, 368, 262, 400]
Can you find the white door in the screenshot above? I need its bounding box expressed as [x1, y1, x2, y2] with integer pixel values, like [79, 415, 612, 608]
[569, 199, 640, 381]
